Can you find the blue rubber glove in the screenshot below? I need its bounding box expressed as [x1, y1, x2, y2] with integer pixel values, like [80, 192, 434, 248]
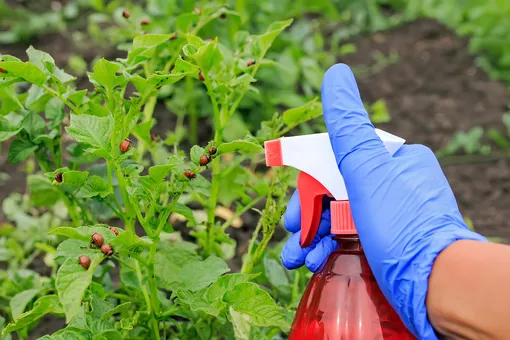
[281, 63, 488, 339]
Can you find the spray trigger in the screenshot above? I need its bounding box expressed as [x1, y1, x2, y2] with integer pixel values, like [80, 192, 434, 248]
[297, 172, 331, 247]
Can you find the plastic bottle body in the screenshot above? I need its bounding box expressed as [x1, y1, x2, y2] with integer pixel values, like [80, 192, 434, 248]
[289, 236, 416, 340]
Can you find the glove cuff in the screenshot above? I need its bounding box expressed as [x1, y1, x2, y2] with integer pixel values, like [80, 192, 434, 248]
[403, 228, 487, 339]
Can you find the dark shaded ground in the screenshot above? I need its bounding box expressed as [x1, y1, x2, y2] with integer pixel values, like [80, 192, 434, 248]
[340, 19, 510, 239]
[1, 18, 510, 338]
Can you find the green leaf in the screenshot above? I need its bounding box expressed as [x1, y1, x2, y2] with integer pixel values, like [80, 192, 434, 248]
[46, 97, 65, 128]
[503, 113, 510, 136]
[192, 41, 224, 74]
[66, 114, 113, 155]
[54, 239, 96, 262]
[77, 175, 112, 199]
[89, 59, 122, 94]
[110, 231, 152, 254]
[172, 57, 199, 74]
[90, 295, 114, 318]
[172, 203, 196, 226]
[26, 46, 75, 84]
[282, 98, 322, 129]
[147, 72, 188, 88]
[205, 274, 257, 302]
[230, 74, 256, 87]
[156, 242, 200, 289]
[175, 288, 224, 317]
[216, 135, 262, 156]
[10, 288, 41, 320]
[368, 99, 391, 124]
[176, 13, 200, 32]
[256, 19, 294, 58]
[65, 89, 88, 107]
[175, 274, 257, 317]
[300, 57, 323, 91]
[230, 307, 251, 340]
[22, 113, 45, 140]
[488, 129, 510, 149]
[0, 61, 48, 85]
[50, 225, 117, 243]
[28, 175, 60, 207]
[263, 256, 289, 288]
[39, 329, 89, 340]
[0, 316, 11, 340]
[118, 311, 139, 331]
[133, 34, 173, 50]
[49, 227, 90, 242]
[0, 86, 23, 115]
[62, 171, 89, 186]
[56, 256, 103, 322]
[101, 302, 131, 320]
[179, 256, 230, 291]
[8, 139, 38, 164]
[27, 46, 55, 73]
[190, 145, 205, 165]
[25, 85, 52, 112]
[2, 295, 61, 334]
[148, 164, 174, 183]
[223, 282, 289, 330]
[0, 118, 22, 142]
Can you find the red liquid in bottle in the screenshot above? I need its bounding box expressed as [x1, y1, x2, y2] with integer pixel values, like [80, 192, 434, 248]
[290, 236, 416, 340]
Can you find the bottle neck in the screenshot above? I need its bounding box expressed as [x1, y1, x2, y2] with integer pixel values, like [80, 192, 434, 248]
[333, 234, 362, 253]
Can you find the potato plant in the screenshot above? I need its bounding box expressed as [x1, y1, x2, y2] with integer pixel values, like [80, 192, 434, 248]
[0, 5, 321, 339]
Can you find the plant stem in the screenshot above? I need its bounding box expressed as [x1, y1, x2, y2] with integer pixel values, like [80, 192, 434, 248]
[245, 230, 273, 273]
[134, 260, 159, 339]
[186, 76, 198, 145]
[42, 85, 78, 114]
[106, 293, 137, 302]
[228, 62, 262, 117]
[113, 162, 134, 233]
[112, 255, 136, 271]
[147, 243, 160, 315]
[240, 218, 263, 274]
[220, 197, 262, 231]
[61, 193, 80, 227]
[204, 76, 223, 256]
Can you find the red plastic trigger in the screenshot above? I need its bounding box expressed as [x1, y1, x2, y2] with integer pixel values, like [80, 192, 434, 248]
[297, 172, 331, 248]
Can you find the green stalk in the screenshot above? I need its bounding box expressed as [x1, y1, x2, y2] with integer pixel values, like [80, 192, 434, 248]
[113, 162, 135, 234]
[134, 260, 160, 340]
[147, 243, 160, 315]
[242, 230, 273, 274]
[136, 95, 158, 162]
[204, 76, 223, 256]
[241, 169, 286, 273]
[186, 76, 198, 145]
[240, 218, 263, 274]
[220, 197, 262, 231]
[61, 193, 80, 227]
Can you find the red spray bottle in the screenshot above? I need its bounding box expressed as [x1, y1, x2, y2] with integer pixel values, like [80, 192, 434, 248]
[265, 130, 416, 339]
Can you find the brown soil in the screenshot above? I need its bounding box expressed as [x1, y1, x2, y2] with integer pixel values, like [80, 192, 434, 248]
[340, 19, 510, 240]
[1, 17, 510, 338]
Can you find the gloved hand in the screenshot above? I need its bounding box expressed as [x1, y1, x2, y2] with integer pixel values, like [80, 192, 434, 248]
[281, 63, 488, 339]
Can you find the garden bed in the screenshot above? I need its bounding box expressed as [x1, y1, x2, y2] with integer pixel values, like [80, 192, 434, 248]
[1, 16, 509, 339]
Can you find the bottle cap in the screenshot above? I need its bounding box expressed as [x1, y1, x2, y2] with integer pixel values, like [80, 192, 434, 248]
[330, 200, 357, 235]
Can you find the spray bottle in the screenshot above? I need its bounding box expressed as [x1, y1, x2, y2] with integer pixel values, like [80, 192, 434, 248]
[264, 130, 416, 339]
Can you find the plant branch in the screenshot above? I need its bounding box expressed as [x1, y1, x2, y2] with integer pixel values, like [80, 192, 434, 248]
[42, 85, 78, 114]
[61, 193, 80, 227]
[240, 218, 263, 274]
[113, 162, 135, 233]
[221, 197, 262, 231]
